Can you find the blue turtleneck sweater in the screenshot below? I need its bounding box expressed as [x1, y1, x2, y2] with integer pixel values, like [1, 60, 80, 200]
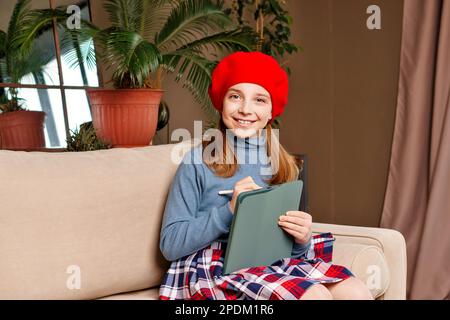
[159, 130, 311, 261]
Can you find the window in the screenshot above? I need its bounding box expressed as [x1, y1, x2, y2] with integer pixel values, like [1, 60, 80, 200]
[0, 0, 100, 148]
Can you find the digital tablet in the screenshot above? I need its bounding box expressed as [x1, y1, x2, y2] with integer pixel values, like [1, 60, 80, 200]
[222, 180, 303, 275]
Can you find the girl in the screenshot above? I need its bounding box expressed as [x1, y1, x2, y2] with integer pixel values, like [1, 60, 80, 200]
[159, 51, 373, 300]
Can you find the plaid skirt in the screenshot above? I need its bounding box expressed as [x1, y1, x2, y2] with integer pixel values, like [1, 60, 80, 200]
[159, 232, 354, 300]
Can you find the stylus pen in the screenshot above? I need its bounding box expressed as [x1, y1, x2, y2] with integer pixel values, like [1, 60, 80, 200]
[218, 189, 234, 195]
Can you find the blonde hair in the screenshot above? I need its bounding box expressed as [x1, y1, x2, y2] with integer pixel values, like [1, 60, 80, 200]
[201, 118, 301, 185]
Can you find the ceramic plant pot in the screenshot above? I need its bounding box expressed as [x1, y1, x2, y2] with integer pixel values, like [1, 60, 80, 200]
[87, 89, 164, 148]
[0, 110, 46, 149]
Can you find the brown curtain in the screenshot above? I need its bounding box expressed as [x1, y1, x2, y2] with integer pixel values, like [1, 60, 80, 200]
[380, 0, 450, 300]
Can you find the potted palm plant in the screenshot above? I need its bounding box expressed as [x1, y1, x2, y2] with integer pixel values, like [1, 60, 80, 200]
[84, 0, 257, 147]
[0, 0, 79, 149]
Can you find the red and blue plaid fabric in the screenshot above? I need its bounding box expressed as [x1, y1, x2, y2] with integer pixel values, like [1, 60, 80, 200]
[159, 232, 354, 300]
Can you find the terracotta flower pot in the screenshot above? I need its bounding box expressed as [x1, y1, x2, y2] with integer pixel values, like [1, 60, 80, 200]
[0, 110, 46, 150]
[86, 89, 164, 148]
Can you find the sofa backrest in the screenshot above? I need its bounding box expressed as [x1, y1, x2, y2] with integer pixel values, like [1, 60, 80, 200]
[0, 141, 192, 299]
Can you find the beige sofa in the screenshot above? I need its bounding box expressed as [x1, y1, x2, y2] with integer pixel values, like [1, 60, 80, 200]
[0, 141, 407, 300]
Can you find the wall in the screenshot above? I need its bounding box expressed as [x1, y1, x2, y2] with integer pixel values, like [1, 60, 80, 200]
[284, 0, 403, 227]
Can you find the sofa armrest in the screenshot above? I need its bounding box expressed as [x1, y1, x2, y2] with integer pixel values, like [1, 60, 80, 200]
[312, 222, 407, 300]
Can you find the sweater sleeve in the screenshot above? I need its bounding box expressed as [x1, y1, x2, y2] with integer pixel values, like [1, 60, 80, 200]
[159, 151, 234, 261]
[291, 237, 312, 259]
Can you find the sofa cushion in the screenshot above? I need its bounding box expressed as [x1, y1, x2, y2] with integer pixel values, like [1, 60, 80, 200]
[0, 141, 192, 299]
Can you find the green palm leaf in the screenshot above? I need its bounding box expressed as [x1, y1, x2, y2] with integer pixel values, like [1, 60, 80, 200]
[162, 53, 218, 119]
[6, 0, 31, 52]
[139, 0, 178, 40]
[60, 23, 99, 71]
[20, 45, 55, 84]
[104, 0, 141, 31]
[103, 0, 173, 32]
[63, 37, 97, 71]
[10, 8, 70, 59]
[174, 26, 257, 56]
[0, 30, 6, 59]
[155, 0, 232, 52]
[99, 28, 162, 88]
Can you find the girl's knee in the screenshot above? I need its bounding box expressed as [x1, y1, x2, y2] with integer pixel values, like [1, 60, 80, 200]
[300, 284, 334, 300]
[331, 277, 374, 300]
[352, 280, 374, 300]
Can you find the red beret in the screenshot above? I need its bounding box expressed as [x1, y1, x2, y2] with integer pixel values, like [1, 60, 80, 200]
[208, 51, 289, 123]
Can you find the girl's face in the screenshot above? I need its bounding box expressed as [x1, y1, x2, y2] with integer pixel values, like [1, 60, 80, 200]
[222, 83, 272, 139]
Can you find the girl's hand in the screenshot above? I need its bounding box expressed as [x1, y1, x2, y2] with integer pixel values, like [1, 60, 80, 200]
[229, 176, 263, 213]
[278, 211, 312, 245]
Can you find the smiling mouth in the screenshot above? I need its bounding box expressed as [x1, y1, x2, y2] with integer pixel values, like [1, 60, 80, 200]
[233, 118, 257, 127]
